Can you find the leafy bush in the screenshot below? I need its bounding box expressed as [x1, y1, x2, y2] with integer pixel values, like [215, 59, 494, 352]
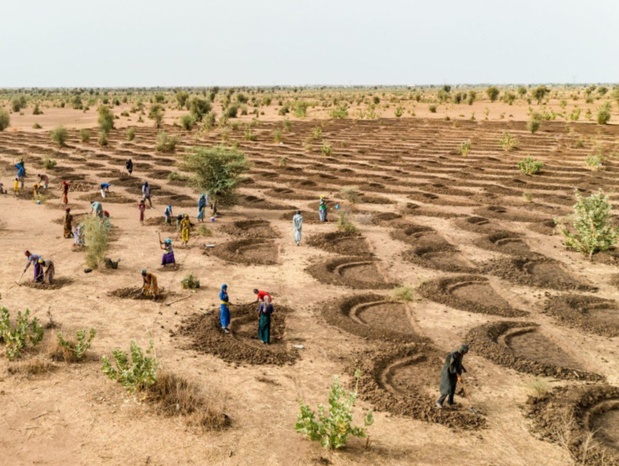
[0, 108, 9, 131]
[0, 308, 44, 361]
[244, 127, 257, 141]
[428, 105, 437, 113]
[517, 156, 544, 175]
[586, 153, 604, 171]
[337, 211, 357, 233]
[459, 140, 471, 156]
[80, 128, 91, 143]
[527, 116, 541, 134]
[98, 105, 115, 134]
[83, 216, 109, 269]
[295, 376, 373, 450]
[51, 126, 68, 147]
[180, 114, 196, 131]
[321, 143, 332, 157]
[149, 104, 164, 128]
[32, 122, 42, 129]
[467, 91, 477, 105]
[394, 106, 404, 117]
[532, 85, 550, 104]
[273, 129, 283, 143]
[102, 340, 158, 393]
[486, 86, 500, 102]
[126, 127, 136, 141]
[32, 103, 43, 115]
[43, 157, 57, 169]
[597, 102, 611, 125]
[341, 187, 360, 204]
[331, 105, 348, 119]
[189, 97, 211, 121]
[156, 131, 178, 153]
[500, 132, 518, 151]
[196, 225, 213, 237]
[225, 105, 239, 118]
[181, 273, 200, 289]
[560, 190, 618, 259]
[56, 328, 96, 362]
[389, 286, 414, 302]
[98, 131, 108, 146]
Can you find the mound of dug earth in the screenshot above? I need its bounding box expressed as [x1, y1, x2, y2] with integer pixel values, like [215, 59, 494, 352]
[473, 205, 544, 223]
[219, 219, 278, 239]
[482, 256, 595, 291]
[476, 231, 532, 256]
[178, 303, 297, 365]
[403, 244, 478, 273]
[526, 384, 619, 466]
[418, 275, 526, 317]
[390, 223, 450, 248]
[238, 195, 295, 211]
[322, 294, 426, 343]
[544, 294, 619, 337]
[307, 231, 372, 256]
[452, 216, 500, 235]
[466, 321, 602, 381]
[108, 287, 171, 302]
[23, 277, 73, 290]
[352, 344, 485, 430]
[210, 239, 278, 265]
[306, 256, 397, 289]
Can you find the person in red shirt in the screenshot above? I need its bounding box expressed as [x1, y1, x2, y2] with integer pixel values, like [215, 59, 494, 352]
[253, 288, 272, 304]
[138, 199, 146, 225]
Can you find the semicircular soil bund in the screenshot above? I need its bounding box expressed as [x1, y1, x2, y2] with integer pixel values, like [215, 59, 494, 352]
[108, 286, 171, 302]
[526, 385, 619, 466]
[280, 210, 321, 224]
[238, 195, 296, 211]
[210, 239, 278, 265]
[352, 344, 485, 430]
[466, 321, 602, 381]
[263, 187, 315, 200]
[527, 218, 557, 236]
[219, 219, 278, 239]
[22, 277, 73, 290]
[306, 256, 397, 289]
[418, 275, 527, 317]
[177, 303, 297, 365]
[473, 205, 544, 223]
[482, 256, 595, 291]
[452, 216, 500, 234]
[322, 294, 426, 343]
[307, 232, 372, 256]
[544, 294, 619, 337]
[390, 223, 450, 248]
[477, 231, 532, 256]
[403, 244, 478, 273]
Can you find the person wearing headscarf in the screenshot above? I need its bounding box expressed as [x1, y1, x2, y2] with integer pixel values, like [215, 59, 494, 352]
[258, 299, 274, 344]
[38, 174, 49, 190]
[138, 199, 146, 225]
[125, 159, 133, 175]
[62, 180, 70, 205]
[436, 344, 469, 409]
[74, 224, 85, 247]
[160, 238, 176, 268]
[15, 161, 26, 189]
[180, 214, 191, 246]
[142, 181, 152, 208]
[164, 205, 173, 225]
[63, 208, 74, 238]
[197, 194, 208, 222]
[219, 284, 231, 334]
[33, 182, 41, 200]
[292, 210, 303, 246]
[100, 182, 111, 198]
[141, 269, 158, 300]
[23, 251, 42, 282]
[41, 258, 55, 284]
[91, 201, 103, 218]
[318, 196, 328, 222]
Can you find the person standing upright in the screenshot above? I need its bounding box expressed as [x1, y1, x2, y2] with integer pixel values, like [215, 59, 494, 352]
[436, 344, 469, 409]
[142, 181, 152, 208]
[292, 210, 303, 246]
[219, 284, 231, 334]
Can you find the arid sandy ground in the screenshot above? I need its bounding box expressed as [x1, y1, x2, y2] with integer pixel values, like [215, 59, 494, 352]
[1, 103, 619, 465]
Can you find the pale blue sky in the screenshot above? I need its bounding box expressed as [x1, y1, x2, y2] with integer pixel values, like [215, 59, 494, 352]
[2, 0, 617, 87]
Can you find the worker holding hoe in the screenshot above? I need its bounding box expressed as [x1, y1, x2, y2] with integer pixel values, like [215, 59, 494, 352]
[141, 269, 158, 300]
[436, 344, 468, 409]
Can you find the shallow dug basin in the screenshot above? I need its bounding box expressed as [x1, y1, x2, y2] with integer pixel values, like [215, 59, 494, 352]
[335, 261, 386, 285]
[590, 402, 619, 451]
[381, 354, 438, 398]
[211, 239, 278, 265]
[483, 232, 531, 255]
[235, 242, 277, 264]
[503, 327, 582, 370]
[406, 245, 477, 273]
[351, 301, 415, 334]
[449, 281, 512, 311]
[527, 261, 585, 289]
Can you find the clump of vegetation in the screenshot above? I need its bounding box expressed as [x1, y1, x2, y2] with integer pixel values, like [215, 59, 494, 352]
[295, 375, 373, 450]
[428, 105, 437, 113]
[43, 157, 57, 169]
[126, 127, 136, 141]
[102, 340, 158, 393]
[0, 307, 44, 361]
[83, 216, 109, 269]
[156, 131, 178, 153]
[500, 132, 518, 151]
[196, 225, 213, 237]
[337, 211, 357, 233]
[523, 191, 534, 203]
[597, 102, 611, 125]
[244, 127, 257, 141]
[32, 103, 43, 115]
[532, 85, 550, 104]
[149, 104, 165, 128]
[80, 128, 91, 143]
[341, 187, 360, 204]
[273, 129, 283, 143]
[526, 378, 549, 397]
[321, 143, 332, 157]
[56, 328, 96, 362]
[181, 273, 200, 289]
[180, 114, 196, 131]
[527, 115, 541, 134]
[98, 105, 115, 135]
[517, 156, 544, 175]
[98, 131, 108, 146]
[559, 190, 618, 259]
[51, 126, 68, 147]
[394, 106, 404, 117]
[585, 153, 604, 171]
[278, 156, 287, 168]
[0, 108, 9, 131]
[331, 105, 348, 119]
[389, 286, 414, 302]
[183, 145, 249, 214]
[32, 122, 42, 129]
[458, 140, 471, 156]
[486, 86, 500, 102]
[167, 171, 190, 183]
[312, 126, 322, 140]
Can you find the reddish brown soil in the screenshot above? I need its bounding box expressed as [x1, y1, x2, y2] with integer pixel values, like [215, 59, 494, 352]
[307, 231, 372, 256]
[543, 294, 619, 337]
[210, 238, 278, 265]
[403, 244, 478, 273]
[306, 256, 397, 289]
[219, 219, 279, 239]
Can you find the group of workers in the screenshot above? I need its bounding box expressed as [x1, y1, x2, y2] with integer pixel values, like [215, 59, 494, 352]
[23, 251, 55, 285]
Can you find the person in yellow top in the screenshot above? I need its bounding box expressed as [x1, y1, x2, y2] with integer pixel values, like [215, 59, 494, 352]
[141, 269, 158, 300]
[33, 183, 41, 200]
[180, 214, 191, 246]
[14, 178, 19, 195]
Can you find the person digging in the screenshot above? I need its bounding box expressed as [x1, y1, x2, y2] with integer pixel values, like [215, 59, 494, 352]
[436, 343, 468, 409]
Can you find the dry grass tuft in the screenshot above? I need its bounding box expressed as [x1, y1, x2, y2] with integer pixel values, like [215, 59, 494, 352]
[7, 355, 55, 376]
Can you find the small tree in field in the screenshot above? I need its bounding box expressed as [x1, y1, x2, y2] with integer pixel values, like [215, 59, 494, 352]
[98, 105, 114, 135]
[148, 104, 164, 128]
[597, 102, 611, 125]
[486, 86, 500, 102]
[51, 126, 68, 147]
[183, 146, 249, 214]
[83, 217, 109, 269]
[532, 85, 550, 104]
[560, 190, 618, 259]
[0, 108, 10, 131]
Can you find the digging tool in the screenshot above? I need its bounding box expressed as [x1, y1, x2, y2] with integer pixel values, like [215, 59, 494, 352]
[157, 231, 162, 245]
[459, 379, 480, 415]
[164, 294, 193, 307]
[15, 270, 26, 286]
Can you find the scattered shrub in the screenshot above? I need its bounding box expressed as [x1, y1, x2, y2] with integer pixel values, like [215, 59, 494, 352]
[340, 187, 360, 204]
[32, 122, 42, 129]
[188, 97, 212, 121]
[225, 105, 239, 118]
[486, 86, 500, 102]
[337, 211, 357, 233]
[389, 286, 414, 302]
[56, 328, 96, 362]
[167, 171, 190, 183]
[321, 143, 332, 157]
[156, 131, 178, 153]
[560, 189, 618, 259]
[295, 376, 373, 450]
[0, 108, 9, 131]
[98, 105, 115, 134]
[273, 129, 283, 143]
[32, 103, 43, 115]
[51, 126, 68, 147]
[523, 191, 534, 203]
[458, 140, 471, 156]
[180, 114, 196, 131]
[0, 307, 44, 361]
[244, 127, 257, 141]
[586, 153, 604, 171]
[126, 127, 136, 141]
[148, 104, 164, 128]
[312, 126, 322, 140]
[98, 131, 108, 146]
[428, 105, 437, 113]
[196, 225, 213, 237]
[394, 106, 404, 117]
[83, 216, 109, 269]
[102, 340, 158, 393]
[499, 132, 518, 151]
[278, 156, 287, 167]
[517, 156, 544, 175]
[527, 116, 541, 134]
[80, 128, 91, 143]
[597, 102, 611, 125]
[43, 157, 57, 169]
[181, 273, 200, 289]
[331, 105, 349, 119]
